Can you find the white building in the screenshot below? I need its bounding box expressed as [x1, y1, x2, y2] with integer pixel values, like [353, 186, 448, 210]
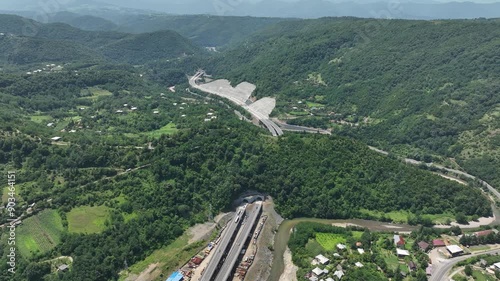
[446, 245, 464, 256]
[396, 248, 410, 257]
[312, 267, 324, 276]
[337, 244, 347, 250]
[315, 254, 330, 265]
[355, 262, 364, 268]
[357, 248, 365, 254]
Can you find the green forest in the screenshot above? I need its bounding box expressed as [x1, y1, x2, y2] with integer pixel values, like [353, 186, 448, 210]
[0, 13, 498, 281]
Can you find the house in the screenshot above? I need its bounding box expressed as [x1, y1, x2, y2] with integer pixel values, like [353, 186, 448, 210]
[408, 261, 417, 271]
[417, 241, 430, 252]
[131, 107, 138, 111]
[493, 262, 500, 270]
[446, 245, 464, 257]
[58, 264, 69, 272]
[355, 262, 364, 268]
[315, 254, 330, 265]
[337, 244, 346, 250]
[333, 253, 341, 257]
[116, 110, 124, 113]
[47, 123, 54, 127]
[153, 110, 160, 114]
[326, 277, 336, 281]
[312, 267, 324, 276]
[333, 270, 344, 279]
[396, 248, 410, 257]
[394, 235, 405, 248]
[50, 137, 62, 141]
[166, 271, 184, 281]
[474, 229, 496, 238]
[433, 239, 446, 247]
[357, 248, 365, 254]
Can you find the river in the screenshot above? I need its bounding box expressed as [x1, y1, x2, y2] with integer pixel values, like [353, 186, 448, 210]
[267, 218, 418, 281]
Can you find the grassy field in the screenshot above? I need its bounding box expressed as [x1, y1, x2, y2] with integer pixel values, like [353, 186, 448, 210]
[315, 233, 347, 251]
[2, 182, 28, 204]
[67, 205, 110, 234]
[30, 115, 52, 124]
[472, 270, 495, 281]
[289, 111, 310, 116]
[352, 231, 364, 239]
[17, 210, 64, 257]
[82, 87, 113, 100]
[360, 209, 454, 224]
[146, 122, 178, 138]
[306, 101, 326, 108]
[119, 232, 205, 281]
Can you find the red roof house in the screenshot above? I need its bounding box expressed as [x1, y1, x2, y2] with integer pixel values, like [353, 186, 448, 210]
[474, 230, 494, 237]
[433, 239, 446, 247]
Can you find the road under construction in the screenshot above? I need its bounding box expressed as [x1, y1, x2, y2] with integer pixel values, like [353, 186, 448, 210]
[199, 201, 263, 281]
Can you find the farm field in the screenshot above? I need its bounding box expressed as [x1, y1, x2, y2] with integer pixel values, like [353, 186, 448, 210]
[315, 233, 347, 251]
[67, 205, 110, 234]
[17, 209, 64, 258]
[145, 122, 178, 138]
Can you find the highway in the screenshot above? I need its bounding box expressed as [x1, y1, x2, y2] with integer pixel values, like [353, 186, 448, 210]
[214, 202, 263, 281]
[429, 248, 500, 281]
[189, 71, 283, 137]
[200, 206, 244, 281]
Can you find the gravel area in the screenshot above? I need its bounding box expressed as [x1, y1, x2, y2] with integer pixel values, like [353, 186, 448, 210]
[248, 97, 276, 118]
[279, 247, 298, 281]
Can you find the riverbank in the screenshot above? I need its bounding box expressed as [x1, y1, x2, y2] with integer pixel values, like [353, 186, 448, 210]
[279, 247, 298, 281]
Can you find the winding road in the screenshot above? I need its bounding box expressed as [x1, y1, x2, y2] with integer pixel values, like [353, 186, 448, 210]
[429, 248, 500, 281]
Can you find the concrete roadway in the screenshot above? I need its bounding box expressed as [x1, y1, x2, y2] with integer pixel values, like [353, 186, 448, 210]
[189, 72, 283, 137]
[200, 207, 244, 281]
[429, 248, 500, 281]
[214, 202, 263, 281]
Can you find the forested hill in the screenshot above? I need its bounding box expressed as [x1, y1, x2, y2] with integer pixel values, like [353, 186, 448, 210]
[206, 17, 500, 189]
[0, 14, 202, 64]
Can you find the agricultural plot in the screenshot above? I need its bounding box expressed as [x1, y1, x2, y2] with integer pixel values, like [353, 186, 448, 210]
[17, 210, 64, 258]
[145, 122, 178, 138]
[315, 233, 347, 251]
[81, 87, 113, 100]
[67, 205, 110, 234]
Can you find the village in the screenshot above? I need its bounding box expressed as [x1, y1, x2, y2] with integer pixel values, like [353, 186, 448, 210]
[299, 227, 500, 281]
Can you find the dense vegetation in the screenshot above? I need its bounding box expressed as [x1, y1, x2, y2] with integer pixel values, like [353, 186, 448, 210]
[205, 17, 500, 189]
[0, 13, 498, 281]
[0, 14, 201, 65]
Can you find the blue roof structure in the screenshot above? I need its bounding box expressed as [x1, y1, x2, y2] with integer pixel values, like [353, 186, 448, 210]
[166, 271, 183, 281]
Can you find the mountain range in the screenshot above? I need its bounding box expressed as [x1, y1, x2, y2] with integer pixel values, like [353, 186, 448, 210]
[1, 0, 499, 19]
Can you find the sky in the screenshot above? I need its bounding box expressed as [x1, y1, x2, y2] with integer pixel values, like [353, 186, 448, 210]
[0, 0, 499, 11]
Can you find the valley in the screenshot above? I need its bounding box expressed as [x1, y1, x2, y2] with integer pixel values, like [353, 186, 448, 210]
[0, 7, 499, 281]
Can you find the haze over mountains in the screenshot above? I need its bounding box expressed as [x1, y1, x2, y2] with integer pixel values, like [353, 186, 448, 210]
[0, 0, 499, 19]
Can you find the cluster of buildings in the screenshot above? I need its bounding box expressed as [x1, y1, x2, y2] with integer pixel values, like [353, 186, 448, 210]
[26, 64, 63, 75]
[306, 244, 365, 281]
